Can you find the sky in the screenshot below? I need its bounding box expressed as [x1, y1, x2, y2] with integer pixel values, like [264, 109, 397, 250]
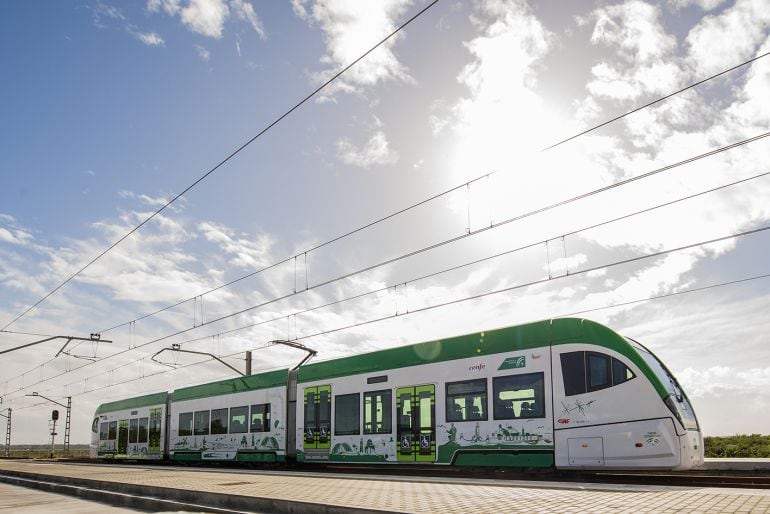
[0, 0, 769, 444]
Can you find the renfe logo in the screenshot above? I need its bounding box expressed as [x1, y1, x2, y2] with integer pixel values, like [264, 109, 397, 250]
[498, 355, 526, 370]
[469, 363, 486, 372]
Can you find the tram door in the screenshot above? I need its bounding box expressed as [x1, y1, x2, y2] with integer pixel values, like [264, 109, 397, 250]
[397, 385, 435, 462]
[303, 385, 331, 453]
[117, 419, 128, 455]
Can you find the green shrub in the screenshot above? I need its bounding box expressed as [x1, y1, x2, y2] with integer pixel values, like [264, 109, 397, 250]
[704, 434, 770, 458]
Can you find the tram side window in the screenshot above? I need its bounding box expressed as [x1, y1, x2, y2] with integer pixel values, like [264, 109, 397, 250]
[178, 412, 193, 437]
[99, 422, 108, 441]
[211, 408, 228, 435]
[612, 357, 635, 385]
[561, 351, 636, 396]
[446, 379, 487, 422]
[138, 418, 149, 443]
[250, 404, 271, 432]
[493, 372, 545, 420]
[335, 393, 360, 435]
[108, 421, 117, 440]
[194, 411, 210, 436]
[230, 406, 248, 434]
[587, 352, 611, 391]
[364, 390, 392, 434]
[129, 418, 138, 444]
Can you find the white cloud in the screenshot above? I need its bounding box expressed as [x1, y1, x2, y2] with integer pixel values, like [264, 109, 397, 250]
[436, 0, 556, 170]
[336, 131, 399, 168]
[195, 44, 211, 61]
[134, 30, 165, 46]
[542, 253, 588, 276]
[148, 0, 265, 40]
[0, 228, 22, 245]
[230, 0, 266, 39]
[668, 0, 728, 10]
[678, 365, 770, 398]
[584, 1, 683, 102]
[294, 0, 414, 100]
[118, 190, 172, 208]
[198, 221, 275, 269]
[686, 0, 770, 76]
[180, 0, 229, 38]
[93, 2, 126, 28]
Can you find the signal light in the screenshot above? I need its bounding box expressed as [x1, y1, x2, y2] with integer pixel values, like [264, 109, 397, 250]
[51, 409, 59, 421]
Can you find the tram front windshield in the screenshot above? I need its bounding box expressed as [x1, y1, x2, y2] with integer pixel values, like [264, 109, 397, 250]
[627, 338, 699, 431]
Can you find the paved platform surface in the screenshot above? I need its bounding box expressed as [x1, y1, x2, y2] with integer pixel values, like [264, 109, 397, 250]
[1, 460, 770, 513]
[0, 481, 143, 513]
[700, 458, 770, 471]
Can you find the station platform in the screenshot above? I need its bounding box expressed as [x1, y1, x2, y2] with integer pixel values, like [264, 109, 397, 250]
[0, 481, 141, 513]
[699, 458, 770, 472]
[1, 460, 769, 513]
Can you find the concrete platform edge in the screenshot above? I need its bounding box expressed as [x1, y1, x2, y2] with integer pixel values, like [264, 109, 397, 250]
[0, 470, 396, 514]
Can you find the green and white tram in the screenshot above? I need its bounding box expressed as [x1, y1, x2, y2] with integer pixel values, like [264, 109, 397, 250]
[90, 318, 704, 470]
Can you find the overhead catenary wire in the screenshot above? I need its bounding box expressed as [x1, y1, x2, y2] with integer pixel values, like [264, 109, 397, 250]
[0, 0, 443, 333]
[92, 131, 770, 333]
[5, 54, 770, 400]
[16, 229, 770, 407]
[3, 132, 766, 394]
[92, 52, 770, 338]
[6, 45, 768, 340]
[4, 169, 769, 399]
[140, 169, 770, 350]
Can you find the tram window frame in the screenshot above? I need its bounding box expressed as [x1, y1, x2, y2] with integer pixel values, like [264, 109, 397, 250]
[250, 403, 271, 433]
[138, 417, 149, 443]
[230, 406, 248, 434]
[363, 390, 392, 434]
[561, 352, 587, 396]
[612, 358, 635, 385]
[587, 352, 611, 392]
[193, 411, 210, 436]
[334, 393, 360, 435]
[211, 408, 228, 435]
[129, 418, 139, 444]
[108, 421, 117, 440]
[99, 422, 108, 441]
[446, 379, 488, 422]
[493, 372, 545, 420]
[561, 351, 637, 396]
[178, 412, 193, 437]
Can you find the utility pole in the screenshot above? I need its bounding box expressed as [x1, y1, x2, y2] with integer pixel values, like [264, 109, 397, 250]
[26, 392, 72, 457]
[0, 408, 11, 457]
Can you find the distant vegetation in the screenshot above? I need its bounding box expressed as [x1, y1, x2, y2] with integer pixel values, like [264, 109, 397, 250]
[705, 434, 770, 458]
[3, 444, 90, 459]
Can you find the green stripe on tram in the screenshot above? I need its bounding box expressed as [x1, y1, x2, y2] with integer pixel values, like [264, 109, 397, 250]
[297, 318, 667, 399]
[95, 391, 168, 415]
[171, 368, 289, 402]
